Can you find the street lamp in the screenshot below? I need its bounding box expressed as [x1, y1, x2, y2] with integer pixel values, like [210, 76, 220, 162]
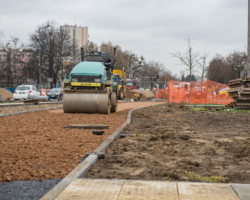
[38, 24, 50, 90]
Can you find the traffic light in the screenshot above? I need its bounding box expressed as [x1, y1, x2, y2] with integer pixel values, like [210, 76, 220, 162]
[156, 74, 159, 79]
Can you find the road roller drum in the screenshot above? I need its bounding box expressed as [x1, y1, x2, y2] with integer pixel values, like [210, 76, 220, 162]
[63, 92, 111, 114]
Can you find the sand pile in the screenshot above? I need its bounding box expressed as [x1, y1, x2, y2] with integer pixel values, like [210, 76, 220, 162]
[0, 88, 13, 101]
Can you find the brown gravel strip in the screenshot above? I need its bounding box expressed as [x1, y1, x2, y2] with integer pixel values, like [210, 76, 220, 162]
[0, 101, 164, 182]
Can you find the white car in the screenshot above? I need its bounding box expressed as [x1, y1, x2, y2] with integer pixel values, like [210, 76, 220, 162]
[14, 85, 40, 100]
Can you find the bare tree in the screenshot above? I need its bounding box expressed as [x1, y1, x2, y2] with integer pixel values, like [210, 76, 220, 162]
[226, 51, 247, 79]
[172, 36, 200, 103]
[22, 50, 39, 83]
[83, 41, 177, 87]
[207, 54, 231, 84]
[0, 37, 23, 87]
[30, 21, 74, 88]
[197, 52, 209, 82]
[0, 32, 3, 46]
[87, 41, 98, 52]
[172, 36, 200, 82]
[128, 54, 145, 78]
[207, 52, 247, 84]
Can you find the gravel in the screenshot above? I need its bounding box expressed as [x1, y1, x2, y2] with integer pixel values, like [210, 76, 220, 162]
[0, 179, 61, 200]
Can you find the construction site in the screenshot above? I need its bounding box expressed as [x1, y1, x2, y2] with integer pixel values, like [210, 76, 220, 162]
[0, 46, 249, 200]
[0, 2, 250, 200]
[0, 95, 249, 199]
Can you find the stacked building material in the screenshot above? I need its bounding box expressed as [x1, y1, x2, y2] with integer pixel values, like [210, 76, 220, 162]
[228, 78, 250, 109]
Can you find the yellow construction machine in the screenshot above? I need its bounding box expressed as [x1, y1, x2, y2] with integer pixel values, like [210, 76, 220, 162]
[113, 69, 126, 100]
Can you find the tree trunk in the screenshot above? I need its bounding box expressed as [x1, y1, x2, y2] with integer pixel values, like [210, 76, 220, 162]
[189, 68, 192, 104]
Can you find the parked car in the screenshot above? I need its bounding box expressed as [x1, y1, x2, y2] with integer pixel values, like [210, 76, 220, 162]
[14, 85, 40, 100]
[47, 88, 63, 100]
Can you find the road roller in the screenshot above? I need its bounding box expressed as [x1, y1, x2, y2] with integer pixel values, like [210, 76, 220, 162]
[63, 48, 118, 114]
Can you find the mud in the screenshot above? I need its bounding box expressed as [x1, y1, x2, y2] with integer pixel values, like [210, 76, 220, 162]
[0, 101, 164, 182]
[87, 104, 250, 183]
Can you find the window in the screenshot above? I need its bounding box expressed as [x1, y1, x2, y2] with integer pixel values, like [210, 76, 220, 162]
[16, 86, 30, 90]
[15, 61, 22, 65]
[32, 86, 37, 91]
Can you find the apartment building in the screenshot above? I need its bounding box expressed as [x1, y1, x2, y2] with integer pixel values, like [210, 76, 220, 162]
[60, 25, 88, 60]
[0, 48, 35, 86]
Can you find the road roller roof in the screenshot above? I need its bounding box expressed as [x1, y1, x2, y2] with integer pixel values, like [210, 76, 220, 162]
[69, 61, 106, 82]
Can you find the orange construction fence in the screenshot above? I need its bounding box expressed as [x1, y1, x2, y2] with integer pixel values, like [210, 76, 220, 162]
[156, 80, 233, 105]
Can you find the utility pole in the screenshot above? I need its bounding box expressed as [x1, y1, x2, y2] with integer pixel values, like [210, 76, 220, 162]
[39, 48, 41, 89]
[248, 0, 250, 77]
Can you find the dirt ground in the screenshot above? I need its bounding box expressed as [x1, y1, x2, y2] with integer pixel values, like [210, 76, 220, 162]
[0, 89, 13, 101]
[87, 104, 250, 183]
[125, 90, 155, 100]
[0, 101, 164, 182]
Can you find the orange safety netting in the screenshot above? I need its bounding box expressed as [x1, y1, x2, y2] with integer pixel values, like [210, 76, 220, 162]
[155, 80, 233, 105]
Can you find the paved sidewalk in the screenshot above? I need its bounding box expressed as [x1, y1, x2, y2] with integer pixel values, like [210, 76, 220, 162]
[54, 178, 250, 200]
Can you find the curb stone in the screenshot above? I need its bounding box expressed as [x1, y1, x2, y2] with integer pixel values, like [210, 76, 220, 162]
[41, 104, 163, 200]
[0, 107, 63, 118]
[0, 102, 62, 107]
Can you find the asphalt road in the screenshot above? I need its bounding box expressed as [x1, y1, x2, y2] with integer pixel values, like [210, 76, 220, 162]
[0, 179, 61, 200]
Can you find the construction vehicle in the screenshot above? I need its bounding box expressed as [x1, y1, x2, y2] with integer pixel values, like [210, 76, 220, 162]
[63, 48, 118, 114]
[113, 69, 126, 99]
[126, 78, 139, 90]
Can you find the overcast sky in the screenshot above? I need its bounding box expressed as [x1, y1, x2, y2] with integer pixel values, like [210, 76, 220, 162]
[0, 0, 248, 76]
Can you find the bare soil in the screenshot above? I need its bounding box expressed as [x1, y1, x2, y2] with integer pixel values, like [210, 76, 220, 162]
[0, 101, 163, 182]
[87, 104, 250, 183]
[126, 90, 155, 100]
[0, 89, 13, 101]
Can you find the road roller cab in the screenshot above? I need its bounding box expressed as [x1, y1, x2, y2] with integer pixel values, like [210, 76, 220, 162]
[63, 48, 118, 114]
[68, 62, 107, 89]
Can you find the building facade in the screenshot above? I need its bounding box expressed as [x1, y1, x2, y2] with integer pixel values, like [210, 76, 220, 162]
[0, 48, 36, 87]
[60, 25, 88, 59]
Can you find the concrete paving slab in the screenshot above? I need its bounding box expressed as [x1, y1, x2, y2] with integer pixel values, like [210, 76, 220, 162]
[178, 182, 240, 200]
[41, 155, 98, 200]
[51, 179, 250, 200]
[231, 184, 250, 200]
[118, 180, 178, 200]
[55, 179, 124, 200]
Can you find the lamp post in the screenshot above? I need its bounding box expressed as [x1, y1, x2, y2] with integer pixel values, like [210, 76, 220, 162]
[38, 47, 41, 90]
[38, 24, 50, 90]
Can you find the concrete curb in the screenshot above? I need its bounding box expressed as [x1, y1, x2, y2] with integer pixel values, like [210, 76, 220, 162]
[41, 103, 162, 200]
[40, 154, 98, 200]
[0, 102, 62, 107]
[93, 110, 132, 154]
[0, 106, 63, 118]
[231, 184, 250, 200]
[186, 104, 225, 107]
[93, 104, 165, 155]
